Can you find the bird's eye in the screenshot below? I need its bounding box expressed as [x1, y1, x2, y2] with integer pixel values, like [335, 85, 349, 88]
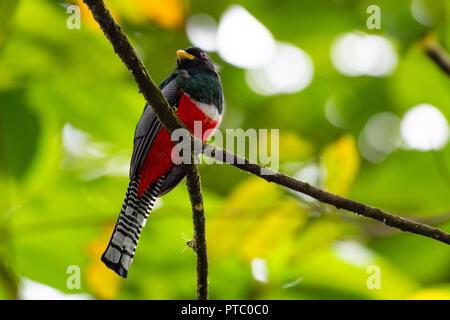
[200, 52, 208, 59]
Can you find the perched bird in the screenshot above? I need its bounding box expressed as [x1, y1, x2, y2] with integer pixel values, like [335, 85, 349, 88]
[102, 47, 223, 278]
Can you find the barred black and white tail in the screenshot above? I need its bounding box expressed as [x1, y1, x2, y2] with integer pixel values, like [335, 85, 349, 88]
[101, 176, 164, 278]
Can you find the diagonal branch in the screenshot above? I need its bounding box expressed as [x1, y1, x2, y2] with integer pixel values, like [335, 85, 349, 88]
[83, 0, 450, 301]
[202, 144, 450, 245]
[82, 0, 208, 299]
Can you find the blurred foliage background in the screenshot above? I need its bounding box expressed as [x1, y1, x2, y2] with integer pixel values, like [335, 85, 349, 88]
[0, 0, 449, 300]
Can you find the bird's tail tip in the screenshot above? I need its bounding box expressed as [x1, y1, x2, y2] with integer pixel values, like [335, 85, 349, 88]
[101, 247, 130, 278]
[101, 177, 163, 279]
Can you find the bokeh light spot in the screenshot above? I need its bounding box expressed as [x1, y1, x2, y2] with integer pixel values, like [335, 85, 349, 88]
[251, 258, 269, 283]
[217, 5, 276, 68]
[400, 104, 449, 151]
[358, 112, 402, 163]
[331, 31, 397, 77]
[332, 241, 375, 267]
[411, 0, 433, 26]
[186, 14, 218, 52]
[246, 42, 314, 95]
[364, 112, 401, 154]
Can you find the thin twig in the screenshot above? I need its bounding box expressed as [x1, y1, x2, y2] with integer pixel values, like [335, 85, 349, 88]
[201, 144, 450, 245]
[361, 212, 450, 238]
[83, 0, 208, 299]
[423, 35, 450, 76]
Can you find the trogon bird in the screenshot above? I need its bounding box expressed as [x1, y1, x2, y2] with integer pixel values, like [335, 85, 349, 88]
[102, 47, 223, 278]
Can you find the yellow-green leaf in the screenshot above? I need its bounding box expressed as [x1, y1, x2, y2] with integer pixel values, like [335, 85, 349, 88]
[321, 134, 360, 196]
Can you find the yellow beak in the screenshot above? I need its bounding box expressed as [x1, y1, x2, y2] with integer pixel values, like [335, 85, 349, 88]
[177, 50, 195, 62]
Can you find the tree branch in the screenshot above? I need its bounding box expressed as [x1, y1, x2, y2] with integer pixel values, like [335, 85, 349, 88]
[361, 212, 450, 238]
[423, 35, 450, 76]
[200, 143, 450, 245]
[82, 0, 208, 299]
[184, 152, 208, 299]
[82, 0, 450, 300]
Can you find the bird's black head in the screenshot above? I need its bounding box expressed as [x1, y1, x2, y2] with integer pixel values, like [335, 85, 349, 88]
[176, 47, 217, 74]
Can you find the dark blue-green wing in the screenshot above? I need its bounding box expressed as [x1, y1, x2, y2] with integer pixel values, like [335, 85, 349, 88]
[129, 73, 181, 179]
